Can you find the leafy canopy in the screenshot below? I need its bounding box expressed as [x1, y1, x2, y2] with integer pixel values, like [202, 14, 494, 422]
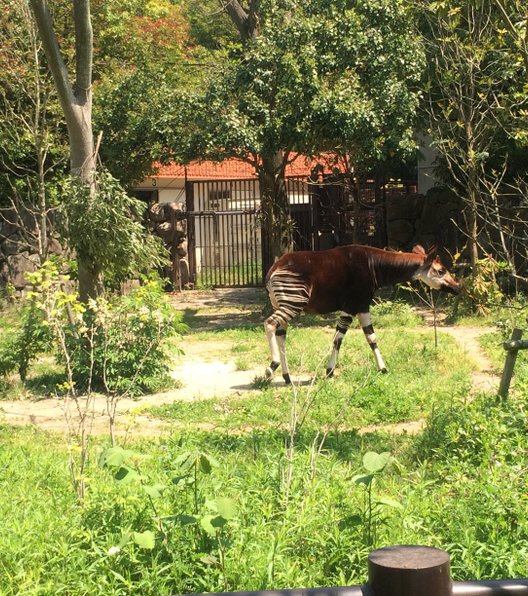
[166, 0, 424, 168]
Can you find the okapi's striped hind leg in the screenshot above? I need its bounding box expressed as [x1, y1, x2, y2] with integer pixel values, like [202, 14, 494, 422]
[358, 312, 387, 373]
[326, 313, 353, 378]
[264, 270, 310, 384]
[264, 323, 291, 383]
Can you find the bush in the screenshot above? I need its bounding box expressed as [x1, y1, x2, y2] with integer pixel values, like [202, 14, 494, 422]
[1, 261, 186, 397]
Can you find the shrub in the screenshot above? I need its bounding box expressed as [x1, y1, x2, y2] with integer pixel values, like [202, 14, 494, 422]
[2, 261, 186, 397]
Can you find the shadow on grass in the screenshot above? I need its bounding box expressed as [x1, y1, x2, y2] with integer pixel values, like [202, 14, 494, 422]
[25, 371, 66, 398]
[181, 307, 265, 332]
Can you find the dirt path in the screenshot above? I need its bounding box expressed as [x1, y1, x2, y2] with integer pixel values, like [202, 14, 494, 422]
[0, 290, 500, 436]
[0, 340, 263, 436]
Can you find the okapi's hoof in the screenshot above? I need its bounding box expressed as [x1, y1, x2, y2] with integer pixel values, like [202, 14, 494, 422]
[325, 368, 334, 378]
[283, 373, 292, 385]
[265, 361, 280, 379]
[380, 367, 388, 374]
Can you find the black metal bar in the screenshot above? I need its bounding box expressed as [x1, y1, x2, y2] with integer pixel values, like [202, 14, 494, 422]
[180, 579, 528, 596]
[181, 588, 366, 596]
[453, 580, 528, 595]
[184, 579, 528, 596]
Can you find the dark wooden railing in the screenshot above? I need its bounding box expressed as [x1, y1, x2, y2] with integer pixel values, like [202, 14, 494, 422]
[499, 328, 528, 398]
[182, 545, 528, 596]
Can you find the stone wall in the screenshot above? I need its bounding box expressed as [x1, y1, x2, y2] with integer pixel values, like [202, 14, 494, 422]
[386, 188, 461, 255]
[0, 208, 53, 294]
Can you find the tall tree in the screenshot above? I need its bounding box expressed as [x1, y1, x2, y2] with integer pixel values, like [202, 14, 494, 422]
[29, 0, 99, 300]
[169, 0, 423, 266]
[92, 0, 198, 185]
[419, 0, 528, 275]
[220, 0, 294, 267]
[0, 0, 67, 261]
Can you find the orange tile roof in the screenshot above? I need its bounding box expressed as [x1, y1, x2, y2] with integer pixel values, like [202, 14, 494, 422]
[153, 155, 336, 180]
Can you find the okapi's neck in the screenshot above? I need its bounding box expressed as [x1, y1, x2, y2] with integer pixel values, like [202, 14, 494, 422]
[367, 249, 424, 289]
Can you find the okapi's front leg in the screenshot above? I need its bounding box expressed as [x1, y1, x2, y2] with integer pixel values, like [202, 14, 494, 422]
[326, 313, 353, 378]
[358, 312, 387, 373]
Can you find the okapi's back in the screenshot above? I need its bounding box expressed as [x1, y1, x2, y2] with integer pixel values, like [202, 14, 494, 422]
[267, 245, 378, 315]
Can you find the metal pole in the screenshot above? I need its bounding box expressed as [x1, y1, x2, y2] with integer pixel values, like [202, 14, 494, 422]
[498, 328, 524, 398]
[180, 577, 528, 596]
[367, 545, 451, 596]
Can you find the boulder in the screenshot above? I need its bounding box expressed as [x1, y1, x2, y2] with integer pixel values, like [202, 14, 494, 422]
[6, 252, 40, 289]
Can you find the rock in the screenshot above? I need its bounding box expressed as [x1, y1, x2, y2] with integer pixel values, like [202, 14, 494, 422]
[6, 252, 41, 289]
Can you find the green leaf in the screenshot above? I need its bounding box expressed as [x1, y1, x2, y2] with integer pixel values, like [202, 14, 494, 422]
[174, 514, 198, 526]
[133, 530, 156, 550]
[143, 483, 165, 498]
[200, 514, 218, 537]
[378, 497, 404, 510]
[352, 473, 374, 486]
[99, 446, 135, 470]
[114, 466, 140, 484]
[214, 497, 237, 520]
[363, 451, 392, 473]
[199, 453, 219, 474]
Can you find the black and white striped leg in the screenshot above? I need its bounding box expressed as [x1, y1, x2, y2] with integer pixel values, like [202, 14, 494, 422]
[276, 327, 291, 384]
[264, 322, 291, 383]
[265, 271, 310, 383]
[326, 313, 353, 377]
[357, 312, 387, 373]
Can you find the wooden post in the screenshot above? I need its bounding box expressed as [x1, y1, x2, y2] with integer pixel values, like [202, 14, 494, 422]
[498, 328, 524, 399]
[368, 545, 451, 596]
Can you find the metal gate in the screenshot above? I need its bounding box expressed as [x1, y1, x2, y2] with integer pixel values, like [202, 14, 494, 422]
[185, 179, 263, 287]
[184, 175, 403, 288]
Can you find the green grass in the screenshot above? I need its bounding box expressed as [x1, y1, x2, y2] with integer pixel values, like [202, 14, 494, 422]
[154, 327, 473, 430]
[1, 298, 528, 594]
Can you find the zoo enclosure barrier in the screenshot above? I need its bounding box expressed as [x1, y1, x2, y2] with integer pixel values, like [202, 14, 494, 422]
[180, 545, 528, 596]
[499, 327, 528, 398]
[183, 174, 399, 288]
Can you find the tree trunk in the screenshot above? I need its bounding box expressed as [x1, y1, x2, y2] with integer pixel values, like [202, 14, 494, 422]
[258, 152, 294, 271]
[30, 0, 100, 301]
[467, 159, 480, 270]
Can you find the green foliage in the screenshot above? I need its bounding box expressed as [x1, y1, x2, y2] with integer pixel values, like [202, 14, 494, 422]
[451, 256, 509, 317]
[67, 280, 186, 396]
[1, 261, 185, 397]
[0, 296, 52, 381]
[2, 300, 528, 593]
[352, 451, 401, 547]
[59, 170, 167, 289]
[168, 0, 424, 167]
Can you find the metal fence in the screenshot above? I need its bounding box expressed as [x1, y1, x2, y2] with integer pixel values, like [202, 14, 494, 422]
[185, 179, 263, 288]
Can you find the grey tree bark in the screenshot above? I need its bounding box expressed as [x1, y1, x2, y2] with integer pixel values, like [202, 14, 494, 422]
[29, 0, 101, 301]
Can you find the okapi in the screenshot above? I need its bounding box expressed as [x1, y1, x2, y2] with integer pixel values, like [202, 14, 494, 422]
[264, 244, 460, 384]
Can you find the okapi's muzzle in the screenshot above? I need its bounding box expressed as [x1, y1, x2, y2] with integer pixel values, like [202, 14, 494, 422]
[439, 276, 461, 295]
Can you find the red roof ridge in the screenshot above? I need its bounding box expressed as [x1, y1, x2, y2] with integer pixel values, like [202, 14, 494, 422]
[152, 154, 338, 180]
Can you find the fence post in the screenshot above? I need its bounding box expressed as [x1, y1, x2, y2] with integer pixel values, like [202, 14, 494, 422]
[368, 545, 451, 596]
[498, 328, 524, 399]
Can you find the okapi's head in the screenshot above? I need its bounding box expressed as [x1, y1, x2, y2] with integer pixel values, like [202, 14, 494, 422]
[412, 245, 461, 295]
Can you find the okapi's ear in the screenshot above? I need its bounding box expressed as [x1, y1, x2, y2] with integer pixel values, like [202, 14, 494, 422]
[425, 245, 438, 264]
[412, 245, 426, 256]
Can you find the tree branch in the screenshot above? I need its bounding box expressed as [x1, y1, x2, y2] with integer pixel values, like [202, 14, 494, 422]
[73, 0, 93, 96]
[29, 0, 74, 109]
[219, 0, 259, 41]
